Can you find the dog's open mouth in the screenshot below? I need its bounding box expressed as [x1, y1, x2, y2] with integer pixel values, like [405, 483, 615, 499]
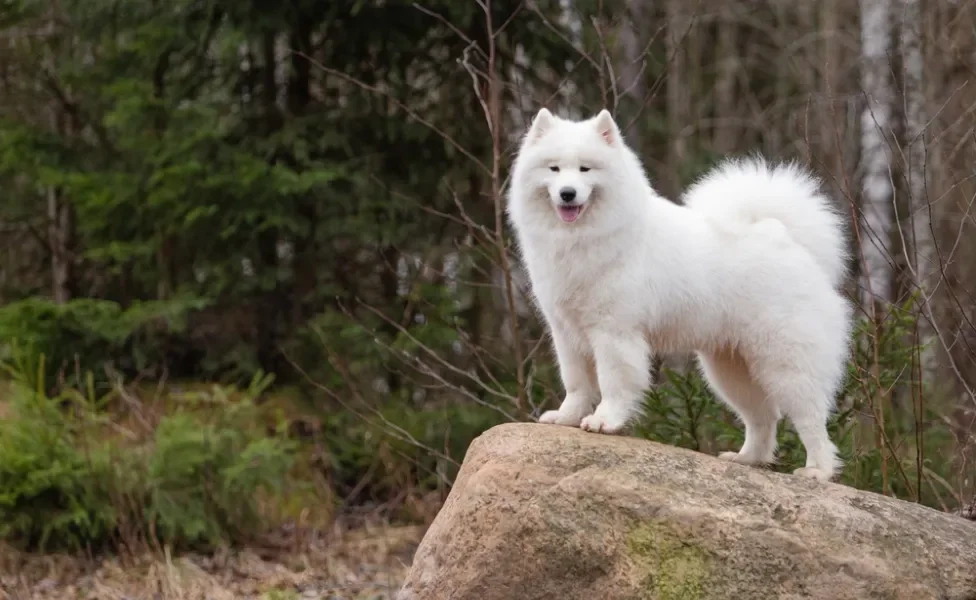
[557, 205, 584, 223]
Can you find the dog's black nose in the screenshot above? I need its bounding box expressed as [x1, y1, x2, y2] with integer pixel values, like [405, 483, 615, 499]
[559, 187, 577, 203]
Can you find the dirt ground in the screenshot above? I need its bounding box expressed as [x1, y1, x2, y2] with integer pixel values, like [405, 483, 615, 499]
[0, 521, 424, 600]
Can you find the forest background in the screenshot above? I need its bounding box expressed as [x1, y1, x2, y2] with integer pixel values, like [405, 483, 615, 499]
[0, 0, 974, 596]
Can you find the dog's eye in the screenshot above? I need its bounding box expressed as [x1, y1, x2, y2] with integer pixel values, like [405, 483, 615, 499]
[549, 166, 560, 172]
[579, 166, 591, 173]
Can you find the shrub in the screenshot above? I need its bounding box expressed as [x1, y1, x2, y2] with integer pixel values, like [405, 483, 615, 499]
[0, 384, 117, 550]
[0, 356, 297, 552]
[320, 401, 506, 507]
[146, 385, 297, 547]
[0, 296, 208, 390]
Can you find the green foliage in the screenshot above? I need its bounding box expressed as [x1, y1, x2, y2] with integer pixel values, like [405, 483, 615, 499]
[144, 374, 298, 547]
[321, 401, 505, 505]
[0, 375, 116, 550]
[283, 272, 513, 509]
[290, 280, 466, 392]
[0, 355, 297, 552]
[0, 296, 209, 389]
[0, 0, 587, 383]
[634, 367, 742, 454]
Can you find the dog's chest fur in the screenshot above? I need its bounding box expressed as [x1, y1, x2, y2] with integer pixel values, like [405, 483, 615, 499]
[521, 229, 634, 329]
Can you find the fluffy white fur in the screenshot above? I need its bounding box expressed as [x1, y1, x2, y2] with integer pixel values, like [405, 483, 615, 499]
[506, 108, 853, 481]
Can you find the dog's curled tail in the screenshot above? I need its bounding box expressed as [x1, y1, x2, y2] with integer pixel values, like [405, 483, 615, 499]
[682, 157, 848, 288]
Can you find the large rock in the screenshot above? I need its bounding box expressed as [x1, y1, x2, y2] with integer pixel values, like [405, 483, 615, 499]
[398, 423, 976, 600]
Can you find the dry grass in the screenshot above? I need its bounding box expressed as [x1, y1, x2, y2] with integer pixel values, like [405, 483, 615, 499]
[0, 520, 424, 600]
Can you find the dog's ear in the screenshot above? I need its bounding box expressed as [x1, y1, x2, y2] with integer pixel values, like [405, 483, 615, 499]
[594, 109, 620, 146]
[525, 108, 554, 145]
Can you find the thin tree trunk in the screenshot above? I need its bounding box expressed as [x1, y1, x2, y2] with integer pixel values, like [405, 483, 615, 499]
[152, 48, 175, 300]
[712, 3, 736, 155]
[666, 0, 689, 196]
[619, 0, 646, 150]
[48, 187, 73, 304]
[769, 2, 792, 155]
[686, 5, 701, 132]
[558, 0, 583, 118]
[47, 107, 72, 304]
[858, 0, 895, 312]
[289, 21, 316, 327]
[274, 33, 288, 112]
[793, 1, 817, 158]
[797, 2, 817, 107]
[899, 0, 937, 381]
[820, 0, 841, 176]
[255, 30, 284, 371]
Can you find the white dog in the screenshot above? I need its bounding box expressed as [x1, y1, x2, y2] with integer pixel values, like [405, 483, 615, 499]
[506, 108, 853, 481]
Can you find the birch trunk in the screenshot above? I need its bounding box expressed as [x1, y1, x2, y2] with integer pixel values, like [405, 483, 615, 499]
[558, 0, 583, 119]
[899, 0, 937, 380]
[858, 0, 895, 313]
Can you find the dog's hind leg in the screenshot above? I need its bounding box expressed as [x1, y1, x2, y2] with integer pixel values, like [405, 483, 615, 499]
[747, 352, 842, 481]
[699, 349, 779, 466]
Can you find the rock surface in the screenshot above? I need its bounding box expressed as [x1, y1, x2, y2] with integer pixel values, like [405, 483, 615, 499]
[398, 422, 976, 600]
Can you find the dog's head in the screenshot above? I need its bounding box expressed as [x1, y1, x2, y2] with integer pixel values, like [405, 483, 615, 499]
[509, 108, 629, 225]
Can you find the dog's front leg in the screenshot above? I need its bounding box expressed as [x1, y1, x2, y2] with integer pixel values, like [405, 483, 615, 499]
[538, 323, 599, 427]
[581, 330, 650, 434]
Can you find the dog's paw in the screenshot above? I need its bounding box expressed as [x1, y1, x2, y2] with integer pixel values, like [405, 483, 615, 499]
[717, 451, 770, 467]
[580, 408, 629, 434]
[793, 466, 834, 482]
[718, 449, 779, 472]
[538, 409, 585, 427]
[718, 451, 747, 463]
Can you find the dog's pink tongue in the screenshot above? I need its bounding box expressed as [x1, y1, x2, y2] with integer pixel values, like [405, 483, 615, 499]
[558, 206, 582, 223]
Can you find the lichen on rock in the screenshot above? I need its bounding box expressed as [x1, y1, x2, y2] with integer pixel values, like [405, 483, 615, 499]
[627, 521, 710, 600]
